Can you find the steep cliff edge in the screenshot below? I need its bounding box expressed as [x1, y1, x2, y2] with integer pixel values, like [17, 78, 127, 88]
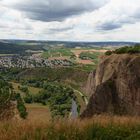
[81, 54, 140, 117]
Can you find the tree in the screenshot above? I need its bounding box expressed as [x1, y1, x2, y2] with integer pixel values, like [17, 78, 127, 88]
[0, 77, 14, 120]
[0, 76, 28, 120]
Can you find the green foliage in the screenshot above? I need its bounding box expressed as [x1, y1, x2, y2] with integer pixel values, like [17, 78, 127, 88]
[0, 68, 24, 81]
[105, 50, 112, 55]
[24, 94, 33, 104]
[42, 48, 74, 58]
[32, 89, 51, 103]
[27, 80, 43, 88]
[0, 77, 11, 106]
[79, 51, 102, 60]
[0, 76, 14, 119]
[75, 64, 96, 72]
[0, 42, 43, 54]
[41, 100, 47, 105]
[115, 45, 140, 54]
[18, 85, 29, 93]
[28, 83, 76, 117]
[16, 93, 28, 119]
[105, 44, 140, 55]
[14, 67, 88, 89]
[81, 124, 140, 140]
[70, 54, 77, 60]
[0, 76, 28, 119]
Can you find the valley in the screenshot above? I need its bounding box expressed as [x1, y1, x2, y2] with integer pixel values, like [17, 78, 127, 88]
[1, 0, 140, 139]
[0, 41, 140, 140]
[0, 40, 107, 119]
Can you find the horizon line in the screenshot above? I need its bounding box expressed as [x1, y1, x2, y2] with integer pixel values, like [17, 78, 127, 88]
[0, 38, 140, 43]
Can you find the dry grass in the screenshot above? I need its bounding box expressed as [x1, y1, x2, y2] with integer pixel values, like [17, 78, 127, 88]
[25, 103, 51, 121]
[77, 59, 94, 65]
[0, 115, 139, 140]
[71, 49, 107, 57]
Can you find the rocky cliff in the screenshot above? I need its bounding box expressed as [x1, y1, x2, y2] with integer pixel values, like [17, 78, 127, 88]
[81, 54, 140, 117]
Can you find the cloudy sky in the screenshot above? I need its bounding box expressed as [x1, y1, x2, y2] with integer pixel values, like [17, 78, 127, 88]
[0, 0, 140, 41]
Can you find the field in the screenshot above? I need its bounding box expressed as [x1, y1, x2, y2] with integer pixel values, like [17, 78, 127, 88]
[0, 115, 139, 140]
[26, 104, 51, 121]
[0, 54, 15, 56]
[42, 48, 74, 58]
[71, 48, 107, 57]
[41, 47, 107, 65]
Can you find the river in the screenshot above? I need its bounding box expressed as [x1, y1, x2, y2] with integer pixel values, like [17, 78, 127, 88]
[70, 99, 78, 119]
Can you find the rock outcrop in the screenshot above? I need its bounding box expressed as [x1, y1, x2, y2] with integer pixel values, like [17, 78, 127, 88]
[81, 54, 140, 117]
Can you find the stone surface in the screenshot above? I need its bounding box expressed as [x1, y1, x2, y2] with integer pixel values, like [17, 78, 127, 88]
[81, 54, 140, 118]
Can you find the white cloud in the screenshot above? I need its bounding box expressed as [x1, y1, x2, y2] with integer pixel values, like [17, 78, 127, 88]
[1, 0, 108, 21]
[0, 0, 140, 41]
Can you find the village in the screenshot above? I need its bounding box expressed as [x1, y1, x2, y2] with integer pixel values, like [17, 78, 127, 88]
[0, 54, 73, 68]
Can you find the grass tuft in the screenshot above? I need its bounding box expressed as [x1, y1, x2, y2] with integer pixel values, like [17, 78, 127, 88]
[0, 115, 139, 140]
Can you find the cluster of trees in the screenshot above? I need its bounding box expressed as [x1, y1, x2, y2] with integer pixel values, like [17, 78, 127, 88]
[24, 83, 77, 118]
[21, 79, 43, 88]
[18, 85, 29, 93]
[105, 44, 140, 55]
[79, 52, 101, 60]
[0, 76, 13, 120]
[0, 68, 24, 81]
[0, 76, 27, 120]
[14, 93, 28, 119]
[1, 67, 89, 91]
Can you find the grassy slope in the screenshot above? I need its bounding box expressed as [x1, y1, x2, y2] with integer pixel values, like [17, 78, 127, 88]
[0, 115, 139, 140]
[16, 67, 89, 108]
[17, 67, 89, 87]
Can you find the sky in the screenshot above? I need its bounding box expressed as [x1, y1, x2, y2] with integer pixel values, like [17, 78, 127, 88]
[0, 0, 140, 42]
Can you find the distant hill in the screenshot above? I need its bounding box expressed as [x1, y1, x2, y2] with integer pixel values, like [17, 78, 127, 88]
[0, 41, 44, 54]
[0, 39, 138, 54]
[1, 39, 137, 46]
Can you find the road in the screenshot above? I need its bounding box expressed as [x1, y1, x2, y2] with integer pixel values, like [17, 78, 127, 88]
[73, 89, 88, 105]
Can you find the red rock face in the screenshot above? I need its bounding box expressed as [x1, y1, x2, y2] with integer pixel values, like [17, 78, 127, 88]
[81, 54, 140, 118]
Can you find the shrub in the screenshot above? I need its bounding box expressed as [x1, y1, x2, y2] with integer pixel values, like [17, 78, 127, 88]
[24, 94, 33, 104]
[0, 76, 15, 120]
[19, 85, 29, 93]
[41, 100, 46, 105]
[16, 93, 28, 119]
[79, 52, 101, 60]
[105, 50, 112, 55]
[105, 44, 140, 55]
